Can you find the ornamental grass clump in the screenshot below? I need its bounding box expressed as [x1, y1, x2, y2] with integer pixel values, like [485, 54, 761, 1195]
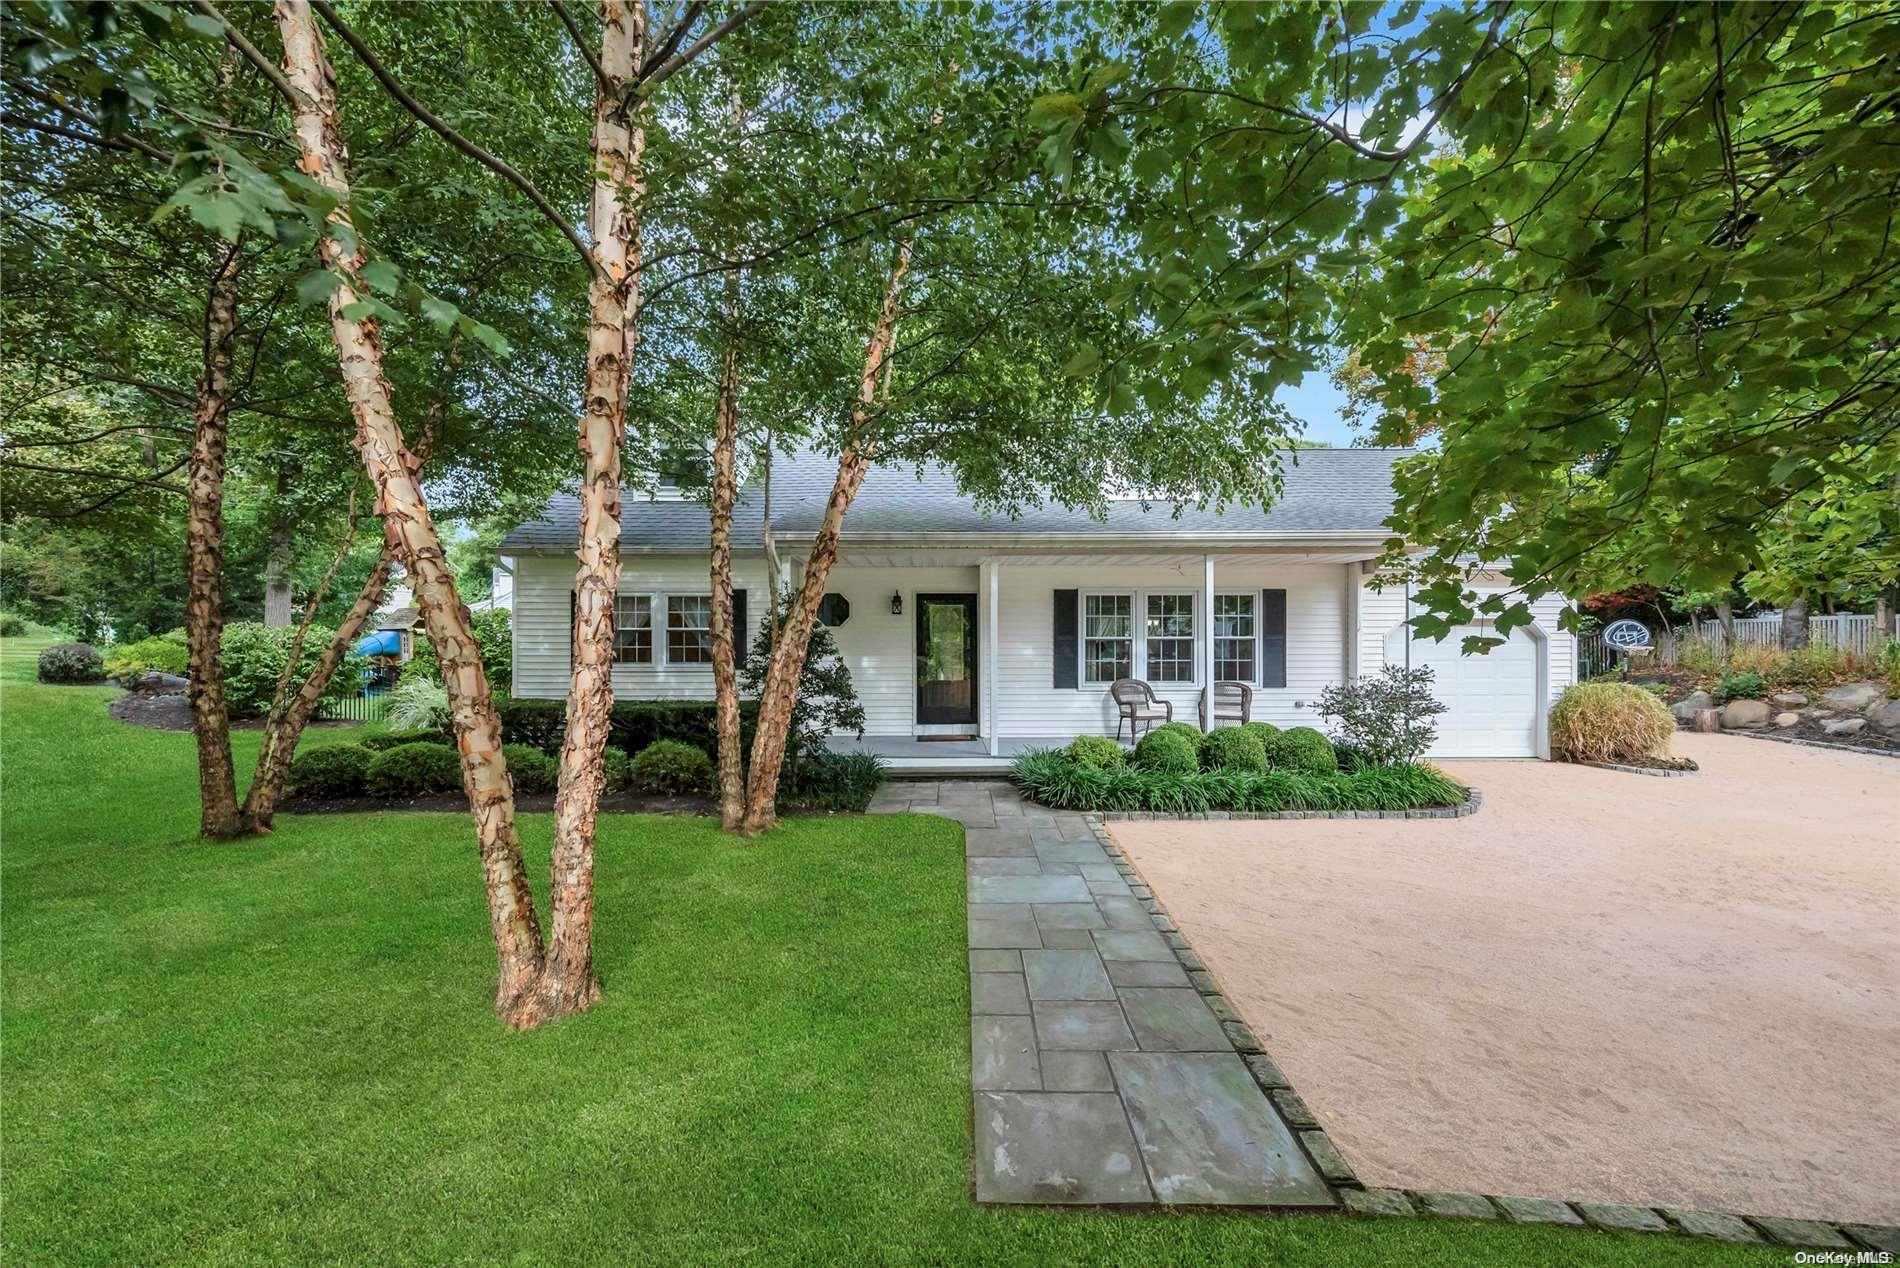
[1548, 682, 1675, 764]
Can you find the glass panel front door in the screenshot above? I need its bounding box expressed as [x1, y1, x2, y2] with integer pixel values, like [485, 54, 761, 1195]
[916, 594, 978, 726]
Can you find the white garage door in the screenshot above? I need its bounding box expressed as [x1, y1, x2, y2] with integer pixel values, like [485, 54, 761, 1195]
[1385, 625, 1542, 758]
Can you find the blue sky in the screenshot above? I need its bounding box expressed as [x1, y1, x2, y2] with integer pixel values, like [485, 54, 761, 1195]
[1281, 371, 1355, 447]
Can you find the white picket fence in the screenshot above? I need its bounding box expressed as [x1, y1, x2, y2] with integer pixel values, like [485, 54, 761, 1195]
[1694, 613, 1880, 655]
[1581, 613, 1886, 677]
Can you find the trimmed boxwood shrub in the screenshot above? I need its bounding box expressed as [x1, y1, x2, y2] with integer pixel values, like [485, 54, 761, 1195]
[1548, 682, 1675, 764]
[502, 744, 557, 795]
[1239, 721, 1279, 748]
[38, 642, 104, 684]
[1065, 735, 1126, 770]
[287, 743, 374, 797]
[1150, 720, 1200, 745]
[1011, 747, 1465, 814]
[631, 739, 713, 795]
[360, 728, 449, 752]
[1262, 725, 1338, 775]
[1132, 727, 1197, 774]
[783, 751, 887, 812]
[496, 697, 761, 762]
[1199, 726, 1268, 773]
[366, 741, 461, 798]
[603, 746, 633, 793]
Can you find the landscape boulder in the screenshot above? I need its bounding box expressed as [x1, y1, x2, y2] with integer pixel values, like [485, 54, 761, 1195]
[1870, 700, 1900, 732]
[1823, 682, 1886, 712]
[1720, 699, 1772, 729]
[1821, 717, 1867, 738]
[135, 671, 188, 693]
[1773, 711, 1800, 728]
[1770, 690, 1808, 708]
[1671, 690, 1715, 723]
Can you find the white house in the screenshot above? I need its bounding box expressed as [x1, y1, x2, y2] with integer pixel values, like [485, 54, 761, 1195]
[499, 448, 1574, 770]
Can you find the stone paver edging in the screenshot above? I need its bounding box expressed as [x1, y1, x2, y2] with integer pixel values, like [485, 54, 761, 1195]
[868, 778, 1898, 1252]
[1576, 760, 1697, 778]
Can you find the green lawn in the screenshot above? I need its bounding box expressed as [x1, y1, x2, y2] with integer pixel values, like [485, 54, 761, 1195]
[0, 635, 1775, 1264]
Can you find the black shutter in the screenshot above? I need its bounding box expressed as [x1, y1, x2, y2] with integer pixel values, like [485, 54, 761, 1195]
[1260, 588, 1286, 688]
[731, 589, 747, 657]
[1053, 589, 1079, 689]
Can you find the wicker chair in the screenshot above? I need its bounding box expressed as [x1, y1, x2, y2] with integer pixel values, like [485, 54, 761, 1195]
[1111, 678, 1172, 741]
[1198, 681, 1253, 730]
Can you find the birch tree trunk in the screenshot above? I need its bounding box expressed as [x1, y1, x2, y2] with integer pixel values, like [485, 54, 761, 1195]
[274, 0, 545, 1019]
[739, 242, 911, 835]
[709, 329, 744, 830]
[527, 0, 648, 1026]
[263, 514, 294, 627]
[184, 239, 244, 838]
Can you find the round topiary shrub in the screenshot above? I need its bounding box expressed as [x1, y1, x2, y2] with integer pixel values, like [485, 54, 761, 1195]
[1239, 720, 1280, 749]
[288, 743, 374, 798]
[602, 746, 633, 793]
[1198, 726, 1268, 773]
[632, 738, 713, 795]
[1549, 682, 1675, 764]
[1131, 727, 1197, 775]
[1263, 725, 1339, 775]
[366, 741, 462, 798]
[360, 728, 449, 752]
[37, 642, 104, 684]
[1065, 735, 1126, 770]
[1151, 720, 1201, 745]
[502, 743, 557, 795]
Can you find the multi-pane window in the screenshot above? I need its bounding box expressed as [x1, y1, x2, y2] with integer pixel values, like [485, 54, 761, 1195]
[1213, 593, 1255, 682]
[613, 594, 653, 664]
[666, 594, 713, 664]
[1145, 593, 1196, 682]
[1082, 593, 1133, 684]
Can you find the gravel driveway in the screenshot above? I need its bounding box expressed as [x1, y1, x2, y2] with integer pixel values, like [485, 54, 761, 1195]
[1109, 734, 1900, 1226]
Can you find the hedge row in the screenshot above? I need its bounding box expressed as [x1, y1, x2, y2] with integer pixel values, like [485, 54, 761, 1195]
[1013, 747, 1464, 815]
[493, 697, 763, 763]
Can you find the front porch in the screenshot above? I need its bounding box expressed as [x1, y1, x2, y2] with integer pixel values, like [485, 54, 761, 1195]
[824, 734, 1074, 774]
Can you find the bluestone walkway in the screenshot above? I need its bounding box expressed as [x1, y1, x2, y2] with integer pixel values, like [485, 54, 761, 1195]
[869, 779, 1334, 1207]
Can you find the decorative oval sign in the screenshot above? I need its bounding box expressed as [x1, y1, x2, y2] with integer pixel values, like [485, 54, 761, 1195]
[1602, 618, 1653, 652]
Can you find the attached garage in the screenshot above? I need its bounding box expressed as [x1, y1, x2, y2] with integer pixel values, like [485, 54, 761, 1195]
[1384, 623, 1547, 758]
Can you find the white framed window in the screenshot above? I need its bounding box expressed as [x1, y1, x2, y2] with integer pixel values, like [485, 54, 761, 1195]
[1144, 593, 1196, 683]
[614, 594, 652, 664]
[1082, 593, 1133, 684]
[666, 594, 713, 665]
[1213, 592, 1255, 682]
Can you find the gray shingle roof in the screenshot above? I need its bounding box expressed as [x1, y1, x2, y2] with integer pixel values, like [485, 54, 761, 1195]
[499, 447, 1410, 552]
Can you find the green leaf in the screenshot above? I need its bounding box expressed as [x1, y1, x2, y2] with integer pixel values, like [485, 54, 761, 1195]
[419, 296, 460, 332]
[296, 270, 343, 306]
[359, 258, 402, 295]
[457, 316, 510, 357]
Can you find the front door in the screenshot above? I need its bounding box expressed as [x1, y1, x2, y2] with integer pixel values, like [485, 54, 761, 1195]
[916, 593, 979, 727]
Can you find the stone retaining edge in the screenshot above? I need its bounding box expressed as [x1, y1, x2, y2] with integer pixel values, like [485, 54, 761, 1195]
[1576, 760, 1697, 778]
[1716, 729, 1900, 760]
[1087, 812, 1899, 1254]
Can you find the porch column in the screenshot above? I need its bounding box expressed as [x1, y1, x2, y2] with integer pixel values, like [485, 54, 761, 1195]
[1342, 562, 1360, 682]
[1202, 554, 1216, 728]
[984, 559, 1000, 756]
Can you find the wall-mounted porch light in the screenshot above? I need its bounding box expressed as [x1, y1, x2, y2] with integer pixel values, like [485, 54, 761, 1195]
[890, 590, 904, 616]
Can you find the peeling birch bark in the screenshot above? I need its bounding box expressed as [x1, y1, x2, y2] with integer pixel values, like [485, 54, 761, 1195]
[524, 0, 649, 1027]
[709, 327, 744, 830]
[274, 0, 544, 1018]
[740, 241, 912, 835]
[184, 239, 244, 838]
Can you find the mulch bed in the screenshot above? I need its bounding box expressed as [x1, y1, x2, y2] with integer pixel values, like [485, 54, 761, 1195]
[1731, 717, 1900, 755]
[108, 690, 355, 733]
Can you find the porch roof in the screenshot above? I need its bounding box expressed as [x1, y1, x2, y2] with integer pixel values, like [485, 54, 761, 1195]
[500, 447, 1411, 554]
